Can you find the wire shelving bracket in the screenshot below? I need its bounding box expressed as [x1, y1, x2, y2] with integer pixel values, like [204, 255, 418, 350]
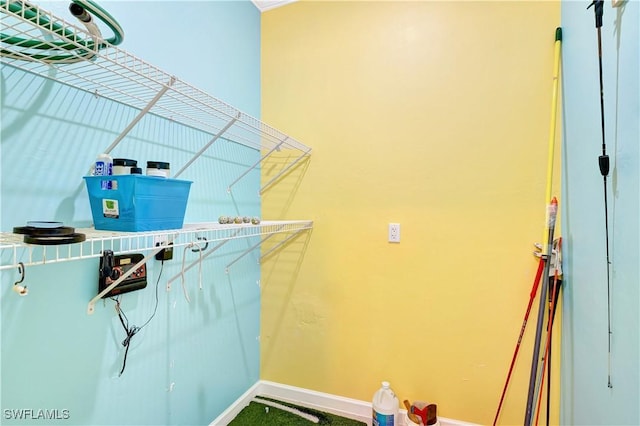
[224, 224, 286, 272]
[86, 243, 170, 315]
[101, 76, 176, 160]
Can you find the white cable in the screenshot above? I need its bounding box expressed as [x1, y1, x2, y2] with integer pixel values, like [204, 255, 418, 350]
[196, 241, 204, 290]
[179, 241, 207, 302]
[252, 397, 319, 424]
[180, 245, 192, 303]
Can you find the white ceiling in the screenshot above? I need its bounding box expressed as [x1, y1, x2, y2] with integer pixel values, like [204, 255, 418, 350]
[251, 0, 297, 12]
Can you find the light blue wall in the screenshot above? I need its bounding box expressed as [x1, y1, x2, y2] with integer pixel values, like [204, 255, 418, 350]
[561, 1, 639, 424]
[1, 1, 261, 425]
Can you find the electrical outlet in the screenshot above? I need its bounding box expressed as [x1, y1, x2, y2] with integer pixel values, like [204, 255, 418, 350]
[388, 223, 400, 243]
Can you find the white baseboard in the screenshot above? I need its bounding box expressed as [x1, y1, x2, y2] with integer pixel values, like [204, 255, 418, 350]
[259, 380, 373, 424]
[210, 380, 478, 426]
[210, 382, 262, 426]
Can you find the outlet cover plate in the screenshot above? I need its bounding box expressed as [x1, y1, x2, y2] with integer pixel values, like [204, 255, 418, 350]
[388, 223, 400, 243]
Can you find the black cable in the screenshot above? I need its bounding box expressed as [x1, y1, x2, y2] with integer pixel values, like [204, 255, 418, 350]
[113, 259, 164, 376]
[140, 259, 163, 330]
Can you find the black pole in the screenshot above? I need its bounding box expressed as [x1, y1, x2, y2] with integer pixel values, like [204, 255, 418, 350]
[546, 274, 563, 426]
[587, 0, 613, 389]
[546, 276, 553, 426]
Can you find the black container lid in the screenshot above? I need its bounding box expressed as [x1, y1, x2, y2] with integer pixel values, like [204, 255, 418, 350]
[113, 158, 137, 166]
[146, 161, 170, 170]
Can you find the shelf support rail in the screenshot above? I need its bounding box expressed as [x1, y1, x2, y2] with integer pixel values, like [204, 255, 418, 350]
[259, 146, 312, 195]
[173, 113, 240, 178]
[225, 224, 287, 273]
[94, 76, 176, 170]
[259, 226, 308, 262]
[165, 229, 243, 291]
[86, 236, 176, 315]
[227, 137, 289, 192]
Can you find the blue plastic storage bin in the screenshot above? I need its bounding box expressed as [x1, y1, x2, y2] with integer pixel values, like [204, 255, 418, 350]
[84, 175, 192, 232]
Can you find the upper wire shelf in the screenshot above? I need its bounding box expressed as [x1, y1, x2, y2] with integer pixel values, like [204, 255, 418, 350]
[0, 1, 311, 155]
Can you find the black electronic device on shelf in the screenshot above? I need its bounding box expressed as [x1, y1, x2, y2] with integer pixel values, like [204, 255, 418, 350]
[99, 250, 147, 297]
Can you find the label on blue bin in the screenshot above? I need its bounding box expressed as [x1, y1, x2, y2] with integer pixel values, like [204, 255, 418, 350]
[102, 199, 119, 218]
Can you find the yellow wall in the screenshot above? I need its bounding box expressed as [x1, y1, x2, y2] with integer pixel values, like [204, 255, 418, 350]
[260, 1, 561, 424]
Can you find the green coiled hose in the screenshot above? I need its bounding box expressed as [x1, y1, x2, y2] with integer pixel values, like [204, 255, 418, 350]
[1, 0, 124, 63]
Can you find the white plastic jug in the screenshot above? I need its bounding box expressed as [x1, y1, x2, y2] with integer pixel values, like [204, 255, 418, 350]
[372, 381, 399, 426]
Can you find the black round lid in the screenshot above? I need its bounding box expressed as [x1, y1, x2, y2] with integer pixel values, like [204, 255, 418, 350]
[146, 161, 170, 169]
[113, 158, 138, 166]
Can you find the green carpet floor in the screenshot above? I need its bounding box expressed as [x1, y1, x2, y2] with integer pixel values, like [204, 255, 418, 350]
[228, 396, 366, 425]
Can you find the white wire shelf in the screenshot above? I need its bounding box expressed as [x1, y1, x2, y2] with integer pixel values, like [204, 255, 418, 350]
[0, 220, 313, 271]
[0, 1, 311, 184]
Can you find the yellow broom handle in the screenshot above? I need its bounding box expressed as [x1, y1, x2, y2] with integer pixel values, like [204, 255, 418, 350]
[543, 27, 563, 253]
